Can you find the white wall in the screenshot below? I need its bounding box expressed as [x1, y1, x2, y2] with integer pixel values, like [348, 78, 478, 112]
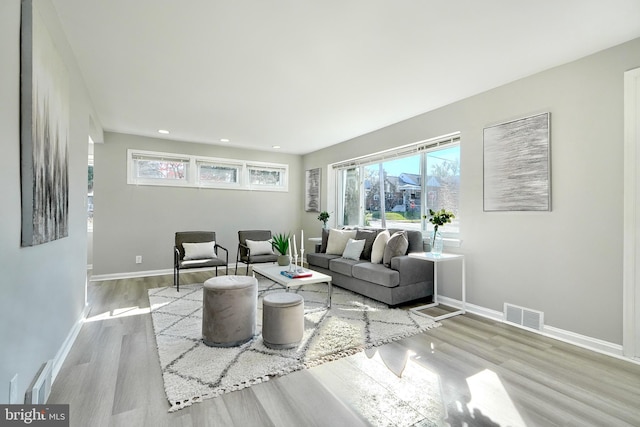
[92, 132, 303, 276]
[303, 37, 640, 345]
[0, 0, 98, 403]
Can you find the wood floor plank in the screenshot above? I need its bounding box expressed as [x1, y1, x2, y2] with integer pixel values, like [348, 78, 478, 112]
[48, 273, 640, 426]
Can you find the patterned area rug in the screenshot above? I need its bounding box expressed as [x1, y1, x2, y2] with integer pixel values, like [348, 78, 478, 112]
[148, 278, 440, 412]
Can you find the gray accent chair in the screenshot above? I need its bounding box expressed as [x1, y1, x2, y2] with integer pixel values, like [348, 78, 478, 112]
[174, 231, 228, 292]
[235, 230, 278, 275]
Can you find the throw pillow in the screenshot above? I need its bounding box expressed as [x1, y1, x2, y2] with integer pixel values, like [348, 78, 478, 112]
[326, 229, 357, 255]
[370, 230, 390, 264]
[355, 229, 378, 260]
[383, 231, 409, 267]
[342, 238, 366, 261]
[183, 241, 216, 260]
[246, 239, 274, 256]
[320, 227, 330, 253]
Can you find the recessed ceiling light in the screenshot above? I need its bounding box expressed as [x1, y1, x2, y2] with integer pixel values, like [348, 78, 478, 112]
[158, 129, 169, 134]
[220, 138, 230, 143]
[272, 145, 281, 149]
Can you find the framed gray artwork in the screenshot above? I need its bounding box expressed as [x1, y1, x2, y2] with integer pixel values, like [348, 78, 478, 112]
[20, 0, 70, 246]
[483, 112, 551, 211]
[305, 168, 321, 212]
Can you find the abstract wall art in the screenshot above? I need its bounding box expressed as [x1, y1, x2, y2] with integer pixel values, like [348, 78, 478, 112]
[305, 168, 321, 212]
[20, 0, 70, 246]
[483, 112, 551, 212]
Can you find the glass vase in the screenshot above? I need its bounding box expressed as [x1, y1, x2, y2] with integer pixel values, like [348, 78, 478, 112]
[431, 230, 443, 255]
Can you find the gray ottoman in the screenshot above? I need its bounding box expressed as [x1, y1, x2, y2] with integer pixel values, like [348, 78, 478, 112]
[262, 292, 304, 349]
[202, 275, 257, 347]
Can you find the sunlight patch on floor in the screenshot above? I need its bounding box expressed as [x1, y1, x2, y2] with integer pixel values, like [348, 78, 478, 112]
[313, 347, 447, 426]
[84, 304, 163, 322]
[466, 369, 526, 427]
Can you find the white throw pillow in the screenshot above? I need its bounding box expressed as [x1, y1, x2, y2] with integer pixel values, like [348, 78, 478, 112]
[246, 239, 274, 255]
[326, 229, 357, 255]
[370, 230, 390, 264]
[342, 238, 366, 260]
[183, 241, 216, 260]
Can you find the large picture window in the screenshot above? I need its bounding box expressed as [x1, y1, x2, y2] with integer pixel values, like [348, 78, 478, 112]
[333, 133, 460, 237]
[127, 149, 288, 192]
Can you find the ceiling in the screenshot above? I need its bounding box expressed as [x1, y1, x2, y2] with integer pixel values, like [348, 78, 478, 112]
[51, 0, 640, 155]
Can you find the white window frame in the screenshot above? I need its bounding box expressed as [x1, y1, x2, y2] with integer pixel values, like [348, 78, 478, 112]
[331, 133, 461, 240]
[246, 162, 289, 192]
[127, 150, 191, 187]
[127, 149, 288, 192]
[196, 158, 243, 189]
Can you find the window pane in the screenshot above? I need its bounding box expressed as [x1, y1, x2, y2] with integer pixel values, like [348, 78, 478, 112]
[199, 164, 238, 184]
[249, 168, 284, 186]
[383, 155, 421, 231]
[364, 164, 381, 228]
[426, 145, 460, 234]
[342, 168, 360, 226]
[136, 159, 187, 180]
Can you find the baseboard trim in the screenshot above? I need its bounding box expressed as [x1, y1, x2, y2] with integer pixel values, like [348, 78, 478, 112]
[90, 264, 239, 282]
[437, 295, 637, 365]
[51, 303, 90, 383]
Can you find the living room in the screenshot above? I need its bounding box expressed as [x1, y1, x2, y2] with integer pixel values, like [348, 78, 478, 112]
[2, 0, 640, 425]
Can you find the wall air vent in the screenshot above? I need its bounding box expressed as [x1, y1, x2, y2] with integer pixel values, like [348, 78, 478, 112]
[504, 303, 544, 331]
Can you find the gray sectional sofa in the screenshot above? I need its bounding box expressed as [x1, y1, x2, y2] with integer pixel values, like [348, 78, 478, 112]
[306, 228, 434, 306]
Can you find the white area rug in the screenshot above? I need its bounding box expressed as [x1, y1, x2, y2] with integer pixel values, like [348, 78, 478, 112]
[148, 279, 440, 412]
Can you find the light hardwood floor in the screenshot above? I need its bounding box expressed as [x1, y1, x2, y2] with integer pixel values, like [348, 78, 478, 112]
[48, 271, 640, 426]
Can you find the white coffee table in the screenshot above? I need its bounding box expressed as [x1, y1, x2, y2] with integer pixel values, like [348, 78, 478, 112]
[407, 252, 466, 320]
[252, 264, 333, 308]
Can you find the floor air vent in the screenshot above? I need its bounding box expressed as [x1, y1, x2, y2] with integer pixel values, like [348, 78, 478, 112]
[504, 303, 544, 331]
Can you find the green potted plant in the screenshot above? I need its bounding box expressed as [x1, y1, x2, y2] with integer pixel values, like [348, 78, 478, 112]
[271, 232, 291, 266]
[317, 211, 330, 228]
[424, 208, 455, 255]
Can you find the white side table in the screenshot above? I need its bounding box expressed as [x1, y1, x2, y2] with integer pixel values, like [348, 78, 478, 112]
[408, 252, 466, 320]
[308, 237, 322, 253]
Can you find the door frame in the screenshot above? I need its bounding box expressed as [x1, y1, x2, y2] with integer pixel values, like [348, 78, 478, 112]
[623, 67, 640, 360]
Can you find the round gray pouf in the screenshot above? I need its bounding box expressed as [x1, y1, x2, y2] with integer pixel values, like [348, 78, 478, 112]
[262, 292, 304, 349]
[202, 275, 257, 347]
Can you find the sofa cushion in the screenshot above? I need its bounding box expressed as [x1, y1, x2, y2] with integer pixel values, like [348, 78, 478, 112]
[370, 230, 390, 264]
[352, 263, 400, 288]
[383, 231, 409, 267]
[326, 229, 357, 255]
[342, 238, 366, 260]
[389, 228, 424, 253]
[306, 252, 340, 270]
[329, 257, 364, 277]
[355, 229, 378, 260]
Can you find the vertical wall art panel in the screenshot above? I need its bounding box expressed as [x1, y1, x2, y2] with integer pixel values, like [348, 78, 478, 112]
[483, 112, 551, 211]
[20, 0, 70, 246]
[305, 168, 321, 212]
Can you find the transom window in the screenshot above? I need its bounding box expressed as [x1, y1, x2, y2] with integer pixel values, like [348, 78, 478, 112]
[127, 149, 288, 192]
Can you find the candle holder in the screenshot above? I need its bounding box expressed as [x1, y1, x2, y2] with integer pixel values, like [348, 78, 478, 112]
[289, 255, 298, 273]
[298, 248, 305, 273]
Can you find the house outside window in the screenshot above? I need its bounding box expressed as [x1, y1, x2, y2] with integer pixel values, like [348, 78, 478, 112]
[333, 133, 460, 238]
